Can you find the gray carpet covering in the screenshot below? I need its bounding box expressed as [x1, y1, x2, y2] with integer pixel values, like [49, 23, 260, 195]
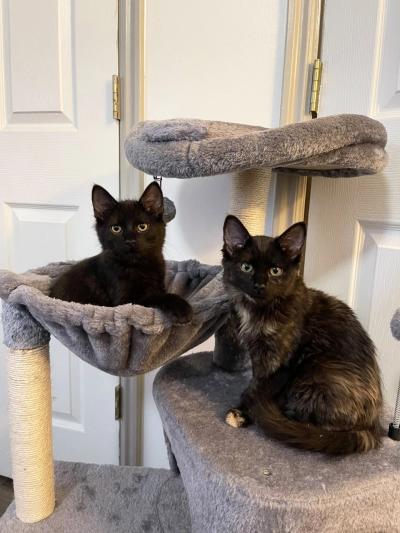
[0, 260, 228, 376]
[154, 352, 400, 533]
[0, 462, 190, 533]
[125, 114, 387, 178]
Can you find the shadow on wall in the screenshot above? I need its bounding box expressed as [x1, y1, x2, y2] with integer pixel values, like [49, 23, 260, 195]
[163, 174, 232, 265]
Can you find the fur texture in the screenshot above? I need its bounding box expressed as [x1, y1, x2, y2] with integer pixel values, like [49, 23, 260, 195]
[222, 215, 383, 455]
[50, 183, 192, 324]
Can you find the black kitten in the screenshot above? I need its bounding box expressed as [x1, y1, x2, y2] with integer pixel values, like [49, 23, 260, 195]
[222, 215, 382, 454]
[50, 183, 193, 323]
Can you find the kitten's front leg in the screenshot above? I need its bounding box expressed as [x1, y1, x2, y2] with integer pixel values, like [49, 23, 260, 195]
[225, 340, 269, 429]
[225, 380, 257, 428]
[225, 353, 294, 428]
[140, 293, 193, 324]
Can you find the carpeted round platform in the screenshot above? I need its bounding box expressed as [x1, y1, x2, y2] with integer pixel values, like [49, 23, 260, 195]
[153, 352, 400, 533]
[0, 462, 190, 533]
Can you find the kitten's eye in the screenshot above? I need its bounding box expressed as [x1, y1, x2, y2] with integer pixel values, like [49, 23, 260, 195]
[137, 223, 149, 232]
[240, 263, 253, 273]
[110, 225, 122, 234]
[270, 266, 283, 277]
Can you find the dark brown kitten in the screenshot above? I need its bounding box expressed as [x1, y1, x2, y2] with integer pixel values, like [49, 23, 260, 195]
[222, 215, 382, 454]
[50, 183, 192, 324]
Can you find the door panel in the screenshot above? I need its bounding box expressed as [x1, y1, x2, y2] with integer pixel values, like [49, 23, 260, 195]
[4, 0, 75, 127]
[0, 0, 120, 476]
[304, 0, 400, 408]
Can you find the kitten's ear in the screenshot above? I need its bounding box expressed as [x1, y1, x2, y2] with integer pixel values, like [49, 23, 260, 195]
[139, 182, 164, 217]
[92, 185, 118, 220]
[223, 215, 251, 254]
[277, 222, 306, 260]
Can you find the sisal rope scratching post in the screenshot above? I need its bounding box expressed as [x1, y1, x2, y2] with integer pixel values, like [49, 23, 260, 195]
[214, 168, 272, 371]
[7, 344, 55, 523]
[230, 168, 272, 233]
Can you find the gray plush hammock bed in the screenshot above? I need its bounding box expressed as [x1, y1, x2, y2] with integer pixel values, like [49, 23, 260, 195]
[0, 260, 226, 375]
[2, 114, 400, 532]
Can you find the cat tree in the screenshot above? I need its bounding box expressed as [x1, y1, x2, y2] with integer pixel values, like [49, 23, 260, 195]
[1, 114, 399, 532]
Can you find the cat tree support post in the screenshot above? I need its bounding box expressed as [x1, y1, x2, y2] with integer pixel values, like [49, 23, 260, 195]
[214, 168, 272, 370]
[230, 168, 272, 233]
[3, 304, 55, 523]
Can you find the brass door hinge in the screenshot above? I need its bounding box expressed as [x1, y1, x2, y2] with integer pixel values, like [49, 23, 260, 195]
[112, 74, 121, 120]
[309, 59, 323, 116]
[115, 384, 122, 420]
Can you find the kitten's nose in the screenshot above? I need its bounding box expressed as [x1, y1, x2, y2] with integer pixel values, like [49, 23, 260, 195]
[126, 238, 136, 245]
[254, 283, 266, 291]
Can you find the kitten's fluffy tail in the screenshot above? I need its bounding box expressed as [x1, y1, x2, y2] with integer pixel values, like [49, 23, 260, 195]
[252, 396, 381, 455]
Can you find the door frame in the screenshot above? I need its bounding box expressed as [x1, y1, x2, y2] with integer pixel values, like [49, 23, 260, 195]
[118, 0, 145, 466]
[117, 0, 323, 466]
[271, 0, 323, 235]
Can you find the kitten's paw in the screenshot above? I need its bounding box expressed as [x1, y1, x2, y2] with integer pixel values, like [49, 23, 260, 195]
[164, 297, 193, 325]
[225, 408, 248, 428]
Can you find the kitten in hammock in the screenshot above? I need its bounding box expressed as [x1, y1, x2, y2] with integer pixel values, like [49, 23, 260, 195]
[50, 182, 193, 323]
[222, 215, 382, 454]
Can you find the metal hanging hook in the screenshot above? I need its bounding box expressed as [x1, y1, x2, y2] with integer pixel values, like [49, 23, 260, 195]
[153, 176, 163, 189]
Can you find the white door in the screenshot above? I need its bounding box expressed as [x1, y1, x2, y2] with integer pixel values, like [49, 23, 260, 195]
[304, 0, 400, 411]
[0, 0, 120, 477]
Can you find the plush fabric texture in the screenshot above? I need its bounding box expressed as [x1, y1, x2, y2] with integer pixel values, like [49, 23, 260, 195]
[154, 352, 400, 533]
[162, 196, 176, 223]
[391, 309, 400, 341]
[125, 114, 387, 178]
[0, 261, 228, 376]
[0, 461, 190, 532]
[2, 303, 50, 350]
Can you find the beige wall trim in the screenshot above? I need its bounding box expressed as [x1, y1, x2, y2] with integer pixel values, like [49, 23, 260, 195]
[119, 0, 146, 467]
[272, 0, 323, 235]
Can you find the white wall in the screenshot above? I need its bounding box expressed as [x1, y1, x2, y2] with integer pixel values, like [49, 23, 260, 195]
[142, 0, 288, 467]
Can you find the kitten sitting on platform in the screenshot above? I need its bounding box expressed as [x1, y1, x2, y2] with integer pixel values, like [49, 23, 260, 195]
[50, 183, 192, 324]
[222, 215, 382, 454]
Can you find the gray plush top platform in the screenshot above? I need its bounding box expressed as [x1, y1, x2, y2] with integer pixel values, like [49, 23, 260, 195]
[125, 114, 387, 178]
[154, 352, 400, 533]
[0, 461, 190, 533]
[0, 261, 227, 376]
